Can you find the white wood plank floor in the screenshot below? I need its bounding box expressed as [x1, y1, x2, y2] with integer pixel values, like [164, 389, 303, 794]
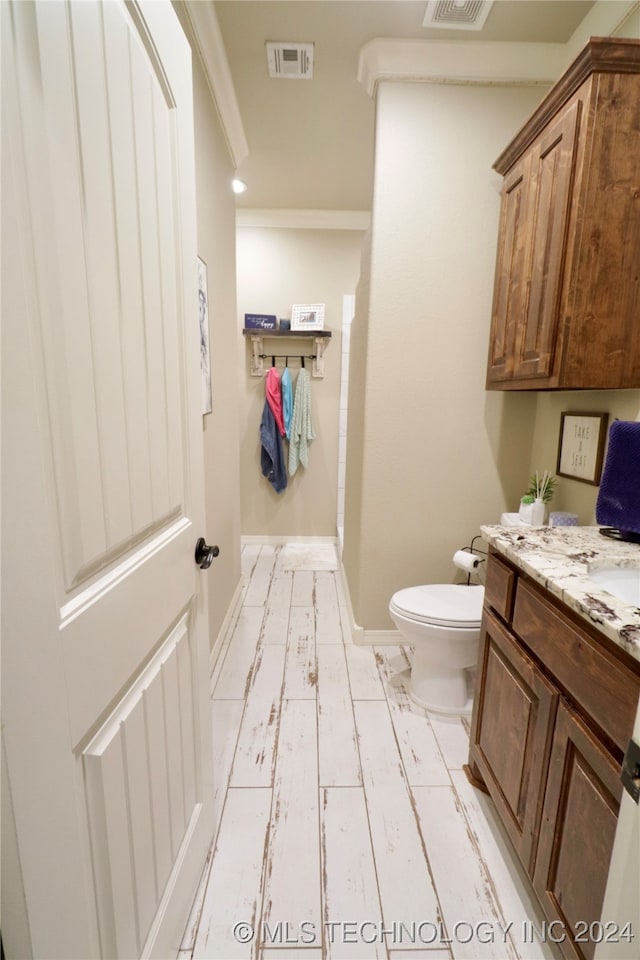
[179, 542, 560, 960]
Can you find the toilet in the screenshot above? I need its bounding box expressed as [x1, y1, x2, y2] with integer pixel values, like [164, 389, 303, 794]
[388, 583, 484, 715]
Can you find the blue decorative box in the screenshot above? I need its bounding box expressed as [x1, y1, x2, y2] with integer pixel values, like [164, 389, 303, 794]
[549, 512, 578, 527]
[244, 313, 277, 331]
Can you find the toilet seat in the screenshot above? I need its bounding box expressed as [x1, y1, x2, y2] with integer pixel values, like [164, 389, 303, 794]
[389, 584, 484, 629]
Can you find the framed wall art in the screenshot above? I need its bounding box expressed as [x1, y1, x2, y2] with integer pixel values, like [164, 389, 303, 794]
[198, 256, 212, 415]
[556, 411, 609, 485]
[291, 303, 325, 331]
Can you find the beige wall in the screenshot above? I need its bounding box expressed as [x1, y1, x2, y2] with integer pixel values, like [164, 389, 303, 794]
[343, 80, 548, 631]
[617, 7, 640, 36]
[528, 392, 640, 523]
[174, 4, 243, 649]
[177, 0, 639, 637]
[343, 234, 372, 557]
[236, 226, 364, 536]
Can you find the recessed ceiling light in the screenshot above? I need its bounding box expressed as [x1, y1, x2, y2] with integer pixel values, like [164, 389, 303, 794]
[232, 178, 248, 194]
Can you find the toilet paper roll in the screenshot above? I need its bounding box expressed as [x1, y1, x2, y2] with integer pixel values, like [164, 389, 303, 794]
[453, 549, 480, 572]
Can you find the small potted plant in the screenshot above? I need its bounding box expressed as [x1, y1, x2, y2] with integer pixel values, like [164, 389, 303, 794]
[519, 470, 557, 525]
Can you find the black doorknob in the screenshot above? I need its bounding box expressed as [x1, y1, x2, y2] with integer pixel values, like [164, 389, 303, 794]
[195, 537, 220, 569]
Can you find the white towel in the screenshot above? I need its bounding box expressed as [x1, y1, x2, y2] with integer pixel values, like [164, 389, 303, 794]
[288, 368, 315, 477]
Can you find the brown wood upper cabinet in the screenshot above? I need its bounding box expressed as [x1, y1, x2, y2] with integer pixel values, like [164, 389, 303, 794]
[486, 38, 640, 390]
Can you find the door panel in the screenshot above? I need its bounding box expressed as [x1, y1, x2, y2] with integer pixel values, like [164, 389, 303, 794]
[514, 101, 580, 380]
[84, 617, 199, 957]
[26, 0, 186, 590]
[2, 2, 214, 957]
[486, 157, 529, 382]
[61, 518, 194, 747]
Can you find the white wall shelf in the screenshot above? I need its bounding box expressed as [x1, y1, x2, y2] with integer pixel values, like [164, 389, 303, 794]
[242, 329, 332, 378]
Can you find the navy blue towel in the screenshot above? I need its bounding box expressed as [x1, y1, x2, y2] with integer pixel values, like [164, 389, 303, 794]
[260, 400, 287, 494]
[596, 420, 640, 533]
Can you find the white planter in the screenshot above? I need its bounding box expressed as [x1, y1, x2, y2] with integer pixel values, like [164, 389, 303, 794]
[519, 498, 546, 525]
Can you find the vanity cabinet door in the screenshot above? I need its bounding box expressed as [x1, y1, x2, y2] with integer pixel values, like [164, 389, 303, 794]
[533, 701, 622, 960]
[469, 609, 559, 871]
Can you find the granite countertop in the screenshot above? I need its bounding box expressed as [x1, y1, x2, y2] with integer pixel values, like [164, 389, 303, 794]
[480, 524, 640, 665]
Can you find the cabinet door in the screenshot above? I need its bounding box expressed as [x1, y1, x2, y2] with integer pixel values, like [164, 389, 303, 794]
[533, 702, 623, 960]
[512, 100, 580, 381]
[486, 156, 530, 382]
[469, 609, 558, 871]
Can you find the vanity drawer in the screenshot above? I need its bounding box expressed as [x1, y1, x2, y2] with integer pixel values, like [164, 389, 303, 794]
[513, 579, 640, 753]
[484, 553, 517, 623]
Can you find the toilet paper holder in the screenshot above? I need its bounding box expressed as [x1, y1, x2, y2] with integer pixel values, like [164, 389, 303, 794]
[454, 536, 488, 583]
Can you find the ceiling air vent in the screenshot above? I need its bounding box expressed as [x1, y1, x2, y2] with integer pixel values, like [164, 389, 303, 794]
[266, 42, 314, 80]
[423, 0, 494, 31]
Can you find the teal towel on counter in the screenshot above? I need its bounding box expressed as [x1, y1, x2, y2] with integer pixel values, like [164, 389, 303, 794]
[288, 368, 315, 477]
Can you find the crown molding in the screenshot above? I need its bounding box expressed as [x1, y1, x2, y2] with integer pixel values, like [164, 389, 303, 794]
[182, 1, 248, 168]
[358, 1, 640, 98]
[358, 39, 567, 97]
[494, 37, 640, 174]
[236, 209, 371, 231]
[562, 0, 640, 66]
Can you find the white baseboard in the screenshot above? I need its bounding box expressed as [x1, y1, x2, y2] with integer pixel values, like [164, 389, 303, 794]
[360, 629, 402, 646]
[335, 554, 363, 644]
[209, 576, 244, 690]
[337, 555, 403, 646]
[241, 534, 338, 546]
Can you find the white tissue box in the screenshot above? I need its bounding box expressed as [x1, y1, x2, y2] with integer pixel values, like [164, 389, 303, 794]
[500, 512, 526, 527]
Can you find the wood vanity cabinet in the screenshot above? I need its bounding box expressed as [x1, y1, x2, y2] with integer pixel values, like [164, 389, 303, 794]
[468, 552, 640, 960]
[533, 702, 622, 960]
[470, 607, 558, 872]
[486, 38, 640, 390]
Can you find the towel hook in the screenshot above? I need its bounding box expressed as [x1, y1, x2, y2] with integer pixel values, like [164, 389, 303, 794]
[301, 356, 305, 369]
[271, 355, 276, 367]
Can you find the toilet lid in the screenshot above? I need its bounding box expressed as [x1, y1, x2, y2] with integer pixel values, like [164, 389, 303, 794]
[390, 584, 484, 628]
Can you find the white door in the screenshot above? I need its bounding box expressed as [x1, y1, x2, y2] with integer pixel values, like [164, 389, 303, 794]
[2, 2, 215, 957]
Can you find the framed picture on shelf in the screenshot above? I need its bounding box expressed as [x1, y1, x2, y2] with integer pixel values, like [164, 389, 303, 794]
[556, 411, 609, 485]
[291, 303, 325, 331]
[198, 256, 212, 415]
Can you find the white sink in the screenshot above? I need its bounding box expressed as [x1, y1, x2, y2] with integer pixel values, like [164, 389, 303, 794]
[587, 567, 640, 606]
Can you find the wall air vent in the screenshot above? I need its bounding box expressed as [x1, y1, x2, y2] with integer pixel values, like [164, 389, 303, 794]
[266, 42, 314, 79]
[423, 0, 494, 31]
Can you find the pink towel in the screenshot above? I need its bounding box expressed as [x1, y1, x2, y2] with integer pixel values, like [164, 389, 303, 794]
[265, 367, 285, 436]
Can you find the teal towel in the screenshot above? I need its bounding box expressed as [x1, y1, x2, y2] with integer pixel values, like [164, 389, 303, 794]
[281, 366, 293, 440]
